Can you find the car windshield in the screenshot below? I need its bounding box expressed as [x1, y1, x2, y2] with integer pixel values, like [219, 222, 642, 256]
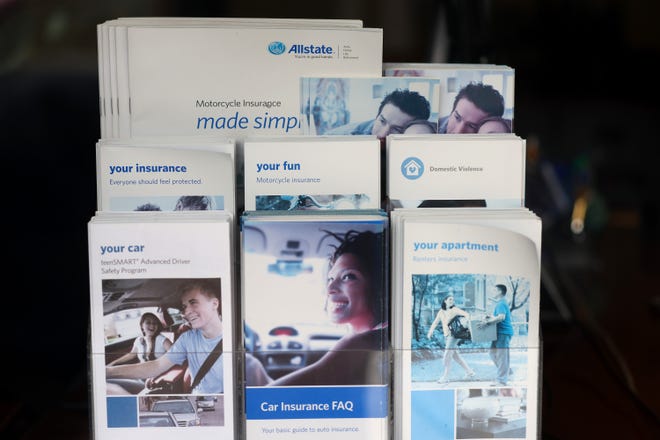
[153, 401, 194, 413]
[140, 415, 175, 427]
[245, 254, 339, 335]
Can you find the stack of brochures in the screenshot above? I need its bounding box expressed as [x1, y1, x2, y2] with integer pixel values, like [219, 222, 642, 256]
[375, 60, 541, 440]
[90, 16, 385, 440]
[96, 138, 236, 215]
[240, 210, 389, 439]
[386, 133, 527, 210]
[238, 129, 389, 440]
[389, 207, 542, 440]
[242, 135, 381, 211]
[97, 16, 382, 210]
[88, 14, 543, 440]
[88, 211, 237, 439]
[97, 18, 382, 140]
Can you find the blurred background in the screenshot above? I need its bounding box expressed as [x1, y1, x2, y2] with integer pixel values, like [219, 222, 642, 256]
[1, 0, 658, 438]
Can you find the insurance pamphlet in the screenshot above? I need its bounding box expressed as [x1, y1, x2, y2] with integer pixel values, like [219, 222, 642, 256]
[243, 135, 380, 211]
[241, 211, 389, 440]
[390, 208, 541, 440]
[96, 139, 235, 214]
[111, 25, 382, 139]
[386, 134, 526, 209]
[97, 18, 370, 139]
[88, 211, 236, 440]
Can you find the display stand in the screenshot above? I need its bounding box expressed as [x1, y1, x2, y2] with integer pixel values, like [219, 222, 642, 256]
[88, 16, 542, 440]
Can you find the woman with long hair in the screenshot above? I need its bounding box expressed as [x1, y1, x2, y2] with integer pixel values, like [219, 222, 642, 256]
[427, 295, 476, 383]
[107, 312, 173, 366]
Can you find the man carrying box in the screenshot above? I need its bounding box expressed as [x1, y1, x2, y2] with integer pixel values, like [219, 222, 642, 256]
[480, 284, 514, 386]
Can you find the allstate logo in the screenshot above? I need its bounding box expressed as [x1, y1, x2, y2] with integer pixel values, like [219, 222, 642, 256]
[401, 157, 424, 180]
[268, 41, 286, 55]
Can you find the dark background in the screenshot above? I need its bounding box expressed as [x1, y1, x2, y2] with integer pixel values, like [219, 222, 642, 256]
[1, 0, 659, 438]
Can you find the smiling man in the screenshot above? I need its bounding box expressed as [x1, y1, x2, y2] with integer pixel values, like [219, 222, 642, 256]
[480, 284, 514, 386]
[325, 88, 431, 141]
[166, 280, 225, 393]
[437, 82, 507, 134]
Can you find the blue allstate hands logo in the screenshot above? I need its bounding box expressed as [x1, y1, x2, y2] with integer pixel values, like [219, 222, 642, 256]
[268, 41, 286, 55]
[401, 157, 424, 180]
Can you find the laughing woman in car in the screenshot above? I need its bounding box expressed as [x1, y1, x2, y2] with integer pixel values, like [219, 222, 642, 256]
[108, 312, 173, 367]
[106, 312, 173, 394]
[270, 229, 388, 386]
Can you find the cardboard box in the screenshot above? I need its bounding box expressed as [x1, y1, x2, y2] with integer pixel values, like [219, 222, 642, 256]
[469, 318, 497, 343]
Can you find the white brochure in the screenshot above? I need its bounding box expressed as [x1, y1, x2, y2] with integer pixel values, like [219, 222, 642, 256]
[88, 211, 236, 440]
[96, 139, 235, 214]
[391, 210, 541, 440]
[241, 211, 389, 440]
[387, 134, 526, 209]
[243, 136, 380, 211]
[122, 26, 382, 138]
[98, 18, 367, 138]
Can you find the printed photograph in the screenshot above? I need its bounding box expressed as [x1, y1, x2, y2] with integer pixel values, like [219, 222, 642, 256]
[104, 278, 225, 398]
[138, 395, 225, 427]
[255, 194, 372, 211]
[110, 195, 223, 211]
[411, 274, 531, 388]
[242, 218, 388, 386]
[300, 77, 441, 139]
[387, 67, 515, 134]
[456, 387, 527, 438]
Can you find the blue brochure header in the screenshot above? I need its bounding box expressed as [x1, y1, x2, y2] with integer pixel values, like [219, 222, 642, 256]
[246, 386, 388, 419]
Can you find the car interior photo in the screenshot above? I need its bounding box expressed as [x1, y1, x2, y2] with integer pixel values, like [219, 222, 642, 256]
[242, 217, 383, 382]
[102, 278, 194, 395]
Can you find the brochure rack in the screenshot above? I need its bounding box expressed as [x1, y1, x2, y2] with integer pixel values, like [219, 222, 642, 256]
[88, 16, 542, 440]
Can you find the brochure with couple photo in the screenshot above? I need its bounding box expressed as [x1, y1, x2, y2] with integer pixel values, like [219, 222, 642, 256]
[390, 208, 541, 440]
[299, 76, 442, 137]
[383, 63, 515, 135]
[88, 211, 236, 440]
[240, 210, 389, 440]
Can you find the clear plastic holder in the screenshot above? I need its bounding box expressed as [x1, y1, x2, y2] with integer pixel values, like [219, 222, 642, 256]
[90, 348, 240, 437]
[239, 210, 390, 439]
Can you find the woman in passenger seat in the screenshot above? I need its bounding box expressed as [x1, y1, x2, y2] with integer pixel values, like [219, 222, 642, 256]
[108, 312, 173, 366]
[106, 312, 173, 394]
